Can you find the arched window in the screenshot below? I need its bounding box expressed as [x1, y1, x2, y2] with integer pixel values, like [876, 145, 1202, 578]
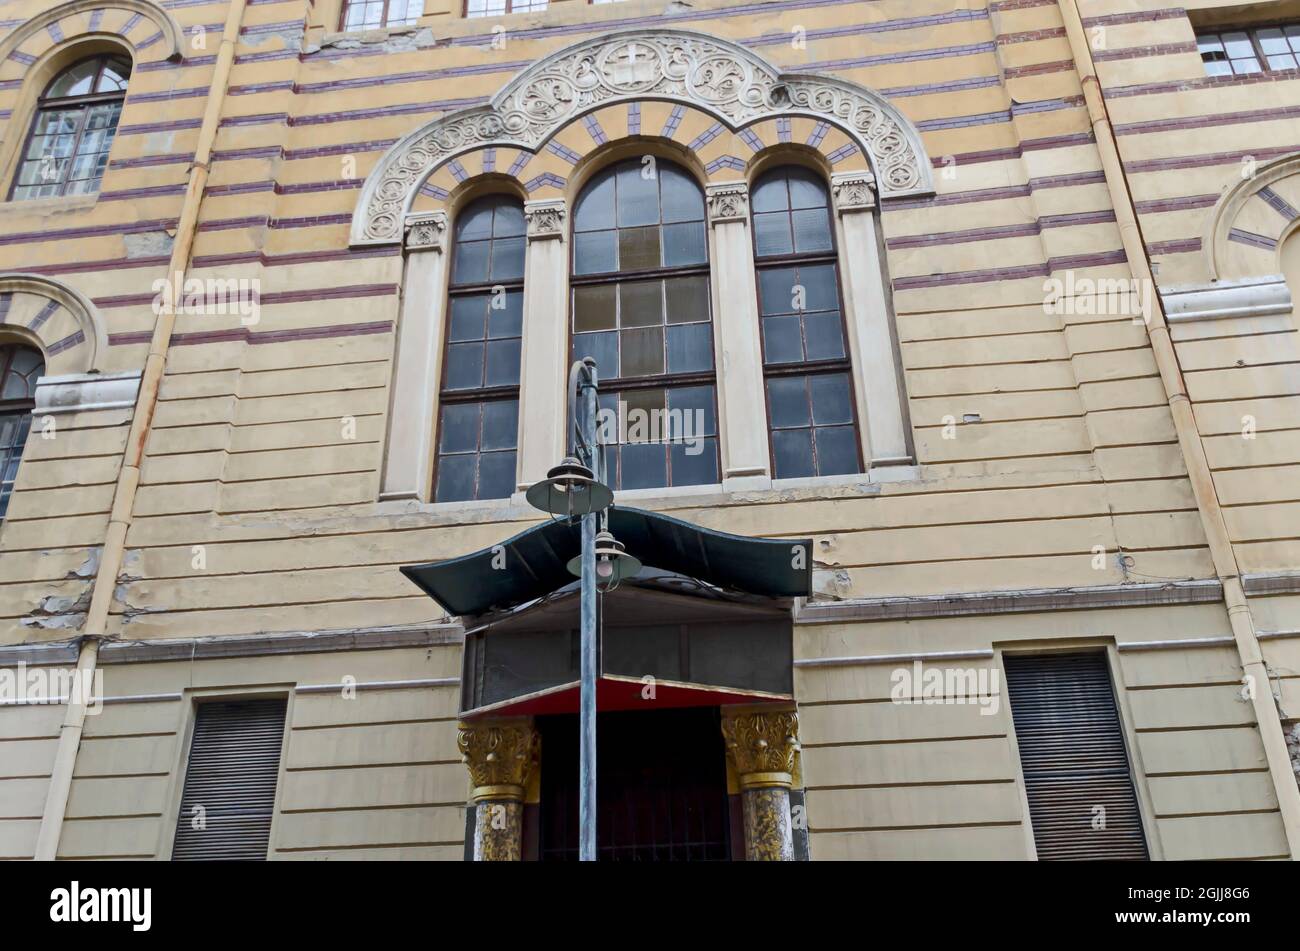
[434, 195, 525, 502]
[340, 0, 420, 30]
[570, 158, 718, 490]
[751, 166, 862, 479]
[0, 344, 43, 518]
[12, 54, 131, 200]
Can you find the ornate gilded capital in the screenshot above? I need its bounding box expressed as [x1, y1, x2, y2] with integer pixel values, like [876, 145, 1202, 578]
[831, 171, 877, 214]
[524, 199, 566, 240]
[457, 718, 539, 801]
[404, 211, 447, 252]
[706, 181, 749, 223]
[721, 705, 800, 789]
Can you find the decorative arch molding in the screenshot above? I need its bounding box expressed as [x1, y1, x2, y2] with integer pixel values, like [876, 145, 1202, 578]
[0, 272, 108, 374]
[1205, 151, 1300, 281]
[0, 0, 183, 68]
[351, 29, 933, 246]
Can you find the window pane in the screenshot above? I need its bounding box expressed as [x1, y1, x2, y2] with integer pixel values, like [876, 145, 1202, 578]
[772, 429, 814, 479]
[752, 174, 789, 212]
[762, 316, 804, 364]
[482, 400, 519, 450]
[1258, 28, 1290, 54]
[452, 240, 490, 284]
[662, 221, 706, 267]
[574, 231, 617, 275]
[618, 226, 660, 271]
[485, 338, 521, 386]
[574, 283, 617, 332]
[620, 441, 667, 489]
[493, 201, 525, 237]
[788, 169, 828, 209]
[801, 264, 840, 311]
[758, 267, 799, 316]
[665, 275, 710, 324]
[574, 170, 615, 231]
[449, 295, 488, 342]
[458, 202, 494, 240]
[477, 451, 516, 499]
[754, 212, 794, 257]
[814, 425, 859, 475]
[572, 330, 618, 377]
[445, 342, 485, 389]
[667, 385, 717, 438]
[97, 57, 132, 92]
[670, 438, 717, 486]
[47, 59, 97, 98]
[619, 280, 663, 328]
[767, 376, 810, 429]
[1222, 32, 1255, 58]
[435, 454, 477, 502]
[804, 312, 846, 361]
[616, 162, 659, 227]
[488, 290, 523, 338]
[621, 326, 664, 377]
[660, 164, 704, 223]
[810, 373, 853, 425]
[440, 402, 480, 454]
[666, 322, 713, 373]
[792, 208, 834, 253]
[490, 236, 525, 282]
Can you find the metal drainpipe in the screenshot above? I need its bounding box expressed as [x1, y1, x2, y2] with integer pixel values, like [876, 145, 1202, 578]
[33, 0, 250, 861]
[1057, 0, 1300, 857]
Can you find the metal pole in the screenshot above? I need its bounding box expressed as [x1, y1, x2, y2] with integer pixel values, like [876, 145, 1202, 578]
[578, 366, 598, 862]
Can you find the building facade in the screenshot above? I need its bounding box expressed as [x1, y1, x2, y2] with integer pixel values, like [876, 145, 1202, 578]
[1, 0, 1299, 860]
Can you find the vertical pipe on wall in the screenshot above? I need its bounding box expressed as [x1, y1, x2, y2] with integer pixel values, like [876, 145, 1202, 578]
[1057, 0, 1300, 857]
[33, 0, 250, 861]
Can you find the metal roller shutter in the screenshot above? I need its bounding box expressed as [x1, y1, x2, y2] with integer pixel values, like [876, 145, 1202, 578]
[1004, 652, 1149, 861]
[172, 698, 288, 861]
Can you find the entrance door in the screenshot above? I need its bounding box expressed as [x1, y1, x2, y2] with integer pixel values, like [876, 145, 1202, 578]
[537, 707, 735, 861]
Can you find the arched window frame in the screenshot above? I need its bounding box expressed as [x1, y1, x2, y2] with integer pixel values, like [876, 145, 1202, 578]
[749, 164, 864, 480]
[431, 194, 526, 503]
[568, 156, 720, 491]
[10, 53, 131, 201]
[0, 343, 44, 519]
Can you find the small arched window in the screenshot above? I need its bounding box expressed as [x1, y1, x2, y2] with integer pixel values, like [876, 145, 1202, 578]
[434, 195, 525, 503]
[12, 54, 131, 201]
[751, 166, 862, 479]
[0, 344, 43, 518]
[570, 157, 718, 490]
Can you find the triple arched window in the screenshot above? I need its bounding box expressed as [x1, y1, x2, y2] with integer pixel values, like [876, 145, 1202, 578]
[433, 196, 525, 503]
[569, 157, 718, 490]
[12, 54, 130, 201]
[0, 344, 43, 518]
[751, 166, 862, 479]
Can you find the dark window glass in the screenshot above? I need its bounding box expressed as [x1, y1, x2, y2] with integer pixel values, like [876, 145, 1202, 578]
[433, 195, 525, 501]
[751, 166, 862, 479]
[571, 158, 718, 490]
[0, 345, 44, 518]
[13, 56, 132, 200]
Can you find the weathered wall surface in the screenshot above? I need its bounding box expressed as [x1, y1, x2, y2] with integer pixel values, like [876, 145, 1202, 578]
[0, 0, 1296, 859]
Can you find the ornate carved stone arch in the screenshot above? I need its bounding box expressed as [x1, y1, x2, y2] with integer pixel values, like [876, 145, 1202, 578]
[351, 29, 933, 246]
[0, 0, 183, 68]
[1204, 152, 1300, 281]
[0, 273, 108, 374]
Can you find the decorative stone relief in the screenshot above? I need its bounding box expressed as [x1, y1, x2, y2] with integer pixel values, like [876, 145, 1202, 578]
[404, 211, 447, 252]
[524, 199, 566, 240]
[352, 29, 933, 245]
[705, 181, 749, 222]
[831, 170, 877, 214]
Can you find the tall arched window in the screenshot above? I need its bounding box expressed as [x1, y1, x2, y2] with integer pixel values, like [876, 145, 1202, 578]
[570, 158, 718, 490]
[433, 196, 525, 502]
[12, 54, 131, 200]
[751, 166, 862, 479]
[0, 344, 43, 518]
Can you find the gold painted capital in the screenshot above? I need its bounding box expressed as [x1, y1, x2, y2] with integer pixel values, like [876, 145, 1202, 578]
[457, 718, 538, 801]
[721, 705, 800, 790]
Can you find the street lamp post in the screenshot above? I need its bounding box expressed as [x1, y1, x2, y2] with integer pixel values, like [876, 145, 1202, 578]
[525, 358, 639, 862]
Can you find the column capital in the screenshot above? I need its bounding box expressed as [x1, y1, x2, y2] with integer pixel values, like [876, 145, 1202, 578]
[830, 171, 877, 214]
[457, 717, 539, 801]
[524, 198, 566, 240]
[404, 210, 447, 252]
[721, 704, 800, 790]
[705, 180, 749, 223]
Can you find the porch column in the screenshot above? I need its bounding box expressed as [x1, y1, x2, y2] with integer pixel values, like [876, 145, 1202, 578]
[380, 211, 448, 501]
[515, 199, 569, 493]
[721, 704, 800, 861]
[457, 717, 539, 861]
[706, 181, 771, 491]
[829, 171, 913, 468]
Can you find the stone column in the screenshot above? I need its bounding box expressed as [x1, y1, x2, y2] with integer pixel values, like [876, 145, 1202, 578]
[706, 181, 771, 491]
[720, 704, 801, 861]
[830, 171, 913, 468]
[515, 199, 569, 494]
[380, 211, 448, 501]
[457, 717, 539, 861]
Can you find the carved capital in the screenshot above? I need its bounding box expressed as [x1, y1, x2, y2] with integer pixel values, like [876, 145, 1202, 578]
[721, 705, 800, 789]
[404, 211, 447, 252]
[524, 199, 566, 240]
[706, 181, 749, 223]
[831, 171, 877, 214]
[457, 718, 539, 801]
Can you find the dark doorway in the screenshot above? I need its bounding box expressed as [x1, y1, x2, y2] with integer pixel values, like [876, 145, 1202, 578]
[537, 707, 734, 861]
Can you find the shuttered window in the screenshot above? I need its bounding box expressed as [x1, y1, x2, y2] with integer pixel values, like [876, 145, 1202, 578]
[1004, 653, 1148, 860]
[172, 698, 287, 861]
